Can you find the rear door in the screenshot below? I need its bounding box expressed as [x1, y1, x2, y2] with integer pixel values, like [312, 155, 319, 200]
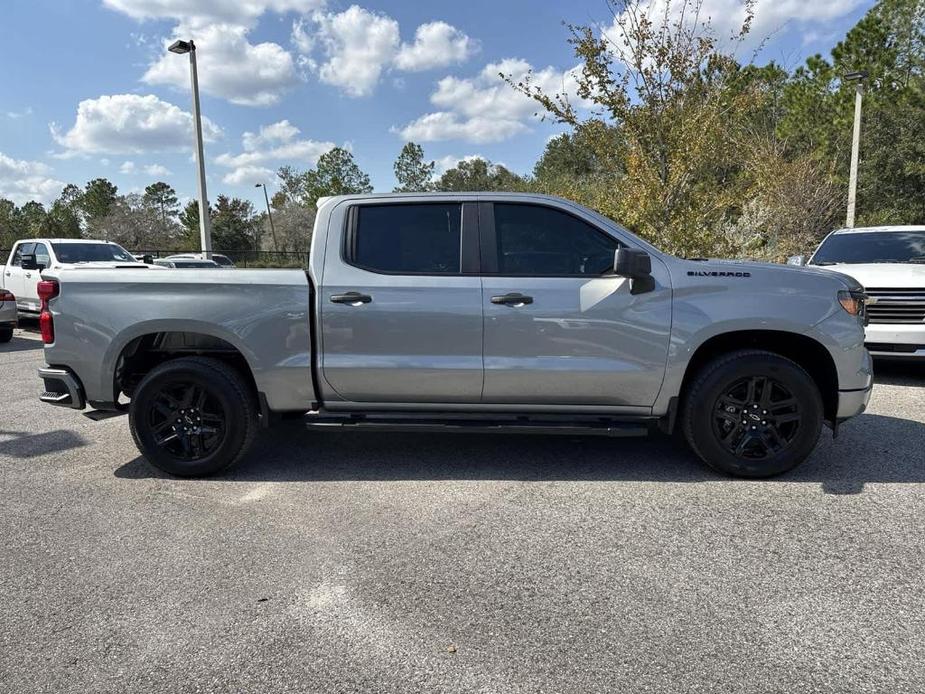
[479, 201, 672, 407]
[320, 201, 484, 403]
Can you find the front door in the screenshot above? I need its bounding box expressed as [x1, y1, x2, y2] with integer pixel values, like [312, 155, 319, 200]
[4, 242, 31, 311]
[480, 201, 672, 407]
[320, 201, 484, 404]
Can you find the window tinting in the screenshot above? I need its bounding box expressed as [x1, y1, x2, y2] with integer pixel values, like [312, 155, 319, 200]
[352, 204, 462, 274]
[493, 204, 619, 275]
[11, 243, 33, 267]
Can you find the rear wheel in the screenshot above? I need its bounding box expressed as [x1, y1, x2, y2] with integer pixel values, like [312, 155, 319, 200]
[0, 327, 12, 343]
[129, 357, 257, 477]
[682, 350, 823, 478]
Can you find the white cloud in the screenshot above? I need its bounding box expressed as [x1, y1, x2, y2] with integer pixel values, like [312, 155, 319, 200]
[433, 154, 484, 177]
[143, 24, 301, 106]
[5, 107, 33, 119]
[102, 0, 324, 28]
[146, 164, 172, 177]
[303, 6, 476, 97]
[120, 162, 173, 177]
[216, 119, 335, 186]
[51, 94, 222, 156]
[604, 0, 866, 51]
[394, 21, 478, 72]
[396, 113, 527, 144]
[222, 164, 276, 186]
[394, 58, 587, 144]
[311, 6, 400, 97]
[0, 152, 64, 205]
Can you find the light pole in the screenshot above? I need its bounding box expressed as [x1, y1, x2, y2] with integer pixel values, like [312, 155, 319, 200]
[844, 70, 867, 229]
[255, 183, 278, 251]
[168, 39, 213, 258]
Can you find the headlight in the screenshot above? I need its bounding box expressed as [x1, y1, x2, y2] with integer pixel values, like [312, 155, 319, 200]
[838, 289, 868, 322]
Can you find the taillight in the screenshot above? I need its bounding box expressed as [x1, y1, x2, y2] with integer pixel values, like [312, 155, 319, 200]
[0, 290, 15, 302]
[37, 280, 59, 344]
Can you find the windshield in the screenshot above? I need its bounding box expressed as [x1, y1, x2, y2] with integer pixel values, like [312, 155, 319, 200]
[811, 231, 925, 264]
[51, 242, 137, 263]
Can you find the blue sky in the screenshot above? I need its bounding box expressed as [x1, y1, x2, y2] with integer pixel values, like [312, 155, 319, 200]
[0, 0, 874, 210]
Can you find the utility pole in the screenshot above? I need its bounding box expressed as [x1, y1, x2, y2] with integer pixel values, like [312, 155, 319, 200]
[256, 183, 278, 251]
[844, 71, 867, 228]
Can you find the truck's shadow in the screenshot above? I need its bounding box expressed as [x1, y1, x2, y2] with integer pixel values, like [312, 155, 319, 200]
[872, 358, 925, 387]
[0, 334, 43, 353]
[115, 412, 924, 495]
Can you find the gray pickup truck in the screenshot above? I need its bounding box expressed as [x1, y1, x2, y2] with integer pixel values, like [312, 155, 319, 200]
[34, 193, 873, 478]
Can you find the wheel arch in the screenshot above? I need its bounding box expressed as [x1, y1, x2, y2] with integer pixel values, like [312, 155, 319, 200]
[677, 330, 839, 425]
[109, 327, 260, 409]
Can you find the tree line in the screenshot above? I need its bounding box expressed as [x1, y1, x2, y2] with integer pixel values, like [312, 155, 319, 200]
[2, 0, 922, 261]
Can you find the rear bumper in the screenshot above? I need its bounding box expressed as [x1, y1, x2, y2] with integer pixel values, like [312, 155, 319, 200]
[38, 366, 86, 409]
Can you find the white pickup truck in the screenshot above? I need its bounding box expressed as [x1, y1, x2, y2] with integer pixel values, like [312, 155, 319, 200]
[2, 239, 156, 315]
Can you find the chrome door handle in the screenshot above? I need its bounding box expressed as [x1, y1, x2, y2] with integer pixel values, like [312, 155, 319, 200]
[491, 293, 534, 307]
[24, 273, 31, 278]
[330, 291, 372, 305]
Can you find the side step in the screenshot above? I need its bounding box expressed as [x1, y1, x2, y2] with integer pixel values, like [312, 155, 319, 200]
[302, 413, 655, 437]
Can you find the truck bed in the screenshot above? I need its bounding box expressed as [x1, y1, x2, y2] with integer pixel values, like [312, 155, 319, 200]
[41, 268, 316, 412]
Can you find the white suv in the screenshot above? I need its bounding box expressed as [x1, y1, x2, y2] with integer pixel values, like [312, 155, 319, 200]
[800, 226, 925, 359]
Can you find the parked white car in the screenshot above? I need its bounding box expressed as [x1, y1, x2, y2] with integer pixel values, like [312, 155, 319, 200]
[165, 253, 236, 267]
[0, 287, 16, 342]
[153, 258, 222, 269]
[794, 226, 925, 359]
[2, 239, 161, 314]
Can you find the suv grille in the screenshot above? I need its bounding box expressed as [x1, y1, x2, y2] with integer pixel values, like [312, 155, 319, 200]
[865, 288, 925, 324]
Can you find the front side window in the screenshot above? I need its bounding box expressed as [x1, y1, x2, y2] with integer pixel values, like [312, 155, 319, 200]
[11, 242, 34, 267]
[350, 204, 462, 274]
[493, 204, 619, 276]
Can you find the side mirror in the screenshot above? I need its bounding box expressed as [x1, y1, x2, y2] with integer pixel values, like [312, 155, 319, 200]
[787, 255, 807, 266]
[614, 247, 654, 295]
[21, 254, 40, 271]
[614, 247, 651, 278]
[142, 254, 154, 265]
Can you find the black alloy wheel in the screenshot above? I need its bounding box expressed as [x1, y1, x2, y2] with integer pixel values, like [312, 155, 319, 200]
[712, 375, 802, 460]
[146, 382, 227, 461]
[682, 350, 823, 478]
[129, 357, 257, 477]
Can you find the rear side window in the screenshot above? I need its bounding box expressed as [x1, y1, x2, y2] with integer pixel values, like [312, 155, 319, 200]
[493, 204, 619, 276]
[349, 204, 462, 274]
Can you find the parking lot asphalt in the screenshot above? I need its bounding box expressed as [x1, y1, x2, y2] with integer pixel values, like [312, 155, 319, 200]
[2, 326, 925, 694]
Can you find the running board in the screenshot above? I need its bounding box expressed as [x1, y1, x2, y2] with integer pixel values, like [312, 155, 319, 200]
[302, 413, 654, 437]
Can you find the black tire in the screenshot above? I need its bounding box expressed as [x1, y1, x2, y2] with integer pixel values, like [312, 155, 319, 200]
[129, 356, 257, 477]
[681, 350, 823, 478]
[0, 327, 12, 343]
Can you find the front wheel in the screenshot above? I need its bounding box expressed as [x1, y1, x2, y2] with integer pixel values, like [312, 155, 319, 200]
[129, 357, 257, 477]
[681, 350, 823, 478]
